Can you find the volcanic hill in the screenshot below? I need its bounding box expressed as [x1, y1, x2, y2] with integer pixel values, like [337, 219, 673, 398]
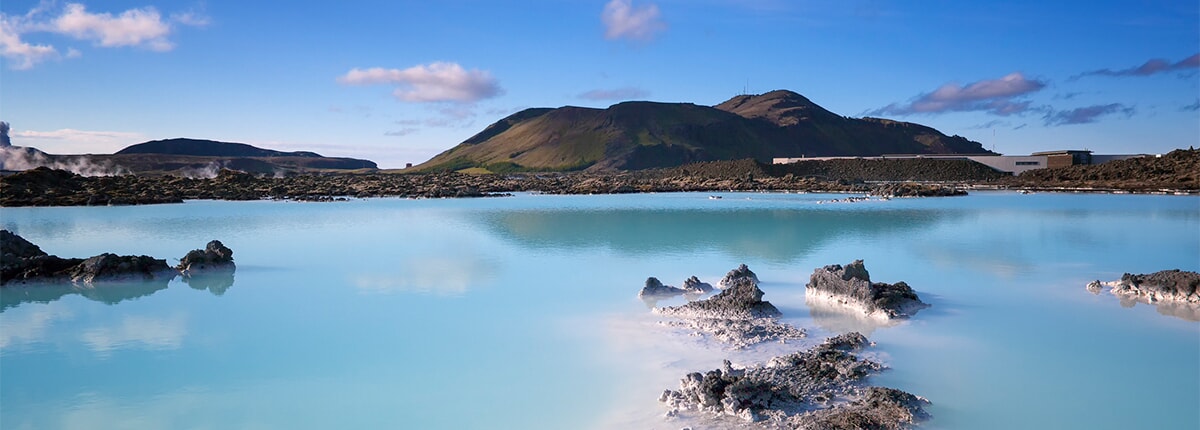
[416, 90, 993, 172]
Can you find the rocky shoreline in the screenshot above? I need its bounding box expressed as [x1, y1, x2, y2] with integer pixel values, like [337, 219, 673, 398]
[644, 264, 929, 429]
[1087, 269, 1200, 321]
[0, 165, 968, 207]
[4, 148, 1197, 206]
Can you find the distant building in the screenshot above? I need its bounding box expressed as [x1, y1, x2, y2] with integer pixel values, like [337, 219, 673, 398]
[772, 150, 1153, 175]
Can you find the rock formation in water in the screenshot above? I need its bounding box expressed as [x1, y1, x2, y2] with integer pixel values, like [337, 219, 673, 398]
[805, 260, 928, 320]
[660, 332, 929, 427]
[719, 263, 760, 289]
[68, 253, 173, 284]
[639, 277, 687, 298]
[654, 265, 803, 349]
[1087, 270, 1200, 321]
[681, 276, 713, 294]
[0, 230, 230, 288]
[1, 229, 82, 284]
[658, 279, 781, 320]
[177, 240, 235, 273]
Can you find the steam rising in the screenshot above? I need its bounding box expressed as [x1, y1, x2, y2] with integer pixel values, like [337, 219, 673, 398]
[0, 121, 127, 176]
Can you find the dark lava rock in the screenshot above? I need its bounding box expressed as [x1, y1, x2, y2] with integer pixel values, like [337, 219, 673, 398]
[681, 276, 714, 294]
[639, 276, 686, 298]
[653, 265, 801, 348]
[1087, 269, 1200, 321]
[2, 230, 82, 284]
[658, 279, 781, 320]
[806, 260, 928, 319]
[795, 386, 931, 430]
[719, 263, 760, 289]
[177, 240, 235, 273]
[660, 332, 928, 426]
[68, 253, 172, 284]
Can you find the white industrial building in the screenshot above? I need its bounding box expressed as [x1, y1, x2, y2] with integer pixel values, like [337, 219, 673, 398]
[772, 150, 1152, 175]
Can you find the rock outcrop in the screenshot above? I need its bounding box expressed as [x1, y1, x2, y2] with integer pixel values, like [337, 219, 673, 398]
[660, 333, 929, 426]
[68, 253, 172, 284]
[177, 240, 235, 273]
[658, 279, 781, 320]
[1, 230, 82, 283]
[681, 276, 713, 294]
[1, 230, 231, 290]
[806, 260, 928, 320]
[718, 263, 760, 289]
[1087, 270, 1200, 321]
[639, 277, 686, 297]
[654, 265, 803, 349]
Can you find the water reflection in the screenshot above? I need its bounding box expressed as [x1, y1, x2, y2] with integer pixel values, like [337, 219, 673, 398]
[479, 208, 951, 262]
[182, 268, 236, 296]
[1114, 293, 1200, 322]
[0, 278, 172, 312]
[1, 267, 239, 310]
[804, 291, 895, 337]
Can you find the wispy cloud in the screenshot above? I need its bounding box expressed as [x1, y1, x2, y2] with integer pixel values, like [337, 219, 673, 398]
[578, 86, 649, 100]
[0, 16, 59, 69]
[384, 128, 417, 137]
[338, 62, 503, 103]
[15, 128, 144, 142]
[0, 2, 208, 69]
[1074, 53, 1199, 79]
[602, 0, 665, 42]
[870, 72, 1046, 116]
[54, 4, 174, 50]
[1043, 103, 1135, 126]
[967, 119, 1010, 130]
[1182, 99, 1200, 112]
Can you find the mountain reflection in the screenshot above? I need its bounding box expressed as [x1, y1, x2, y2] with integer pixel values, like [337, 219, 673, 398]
[478, 208, 950, 262]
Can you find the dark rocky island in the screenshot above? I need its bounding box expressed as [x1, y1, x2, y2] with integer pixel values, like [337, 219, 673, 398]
[1, 230, 233, 287]
[806, 260, 929, 320]
[660, 332, 929, 428]
[1087, 269, 1200, 321]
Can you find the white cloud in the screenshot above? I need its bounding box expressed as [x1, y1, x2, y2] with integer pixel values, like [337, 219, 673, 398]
[54, 3, 173, 51]
[337, 62, 503, 103]
[80, 314, 187, 356]
[0, 2, 208, 69]
[871, 72, 1046, 116]
[11, 127, 146, 154]
[602, 0, 666, 41]
[352, 254, 498, 296]
[0, 302, 75, 352]
[0, 15, 59, 69]
[15, 128, 143, 141]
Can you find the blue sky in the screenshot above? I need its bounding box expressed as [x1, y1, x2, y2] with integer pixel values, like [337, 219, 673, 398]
[2, 0, 1197, 168]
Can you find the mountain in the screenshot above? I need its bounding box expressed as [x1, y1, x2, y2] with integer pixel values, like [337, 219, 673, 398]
[0, 137, 376, 176]
[416, 90, 993, 172]
[117, 138, 324, 158]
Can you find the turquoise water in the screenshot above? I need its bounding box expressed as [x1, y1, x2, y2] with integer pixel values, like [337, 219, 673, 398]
[1, 192, 1197, 429]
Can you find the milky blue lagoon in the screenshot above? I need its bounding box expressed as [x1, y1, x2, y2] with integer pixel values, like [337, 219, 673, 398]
[2, 192, 1197, 429]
